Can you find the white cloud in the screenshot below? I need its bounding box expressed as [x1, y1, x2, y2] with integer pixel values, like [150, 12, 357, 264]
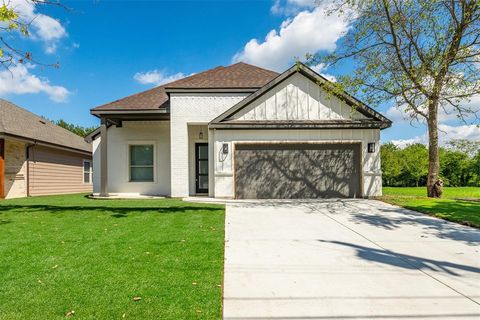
[233, 4, 352, 71]
[310, 63, 336, 82]
[438, 123, 480, 143]
[271, 0, 316, 15]
[6, 0, 67, 53]
[0, 64, 70, 102]
[385, 95, 480, 125]
[133, 70, 186, 86]
[389, 136, 424, 148]
[388, 124, 480, 148]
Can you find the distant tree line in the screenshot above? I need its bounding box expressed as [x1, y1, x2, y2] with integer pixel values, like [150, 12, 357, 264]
[381, 139, 480, 187]
[54, 119, 96, 138]
[41, 116, 96, 138]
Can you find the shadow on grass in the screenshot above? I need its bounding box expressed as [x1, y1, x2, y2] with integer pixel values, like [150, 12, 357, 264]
[320, 240, 480, 276]
[0, 204, 223, 220]
[281, 199, 480, 246]
[351, 206, 480, 245]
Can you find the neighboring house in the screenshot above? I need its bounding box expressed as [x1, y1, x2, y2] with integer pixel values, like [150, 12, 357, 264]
[89, 62, 391, 199]
[0, 99, 93, 199]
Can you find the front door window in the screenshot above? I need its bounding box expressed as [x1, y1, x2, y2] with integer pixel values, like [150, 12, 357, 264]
[196, 143, 208, 193]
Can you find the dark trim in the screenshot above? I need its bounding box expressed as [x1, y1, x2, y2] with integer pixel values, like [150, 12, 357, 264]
[0, 138, 4, 199]
[99, 120, 108, 197]
[195, 143, 209, 194]
[85, 116, 171, 143]
[164, 87, 259, 93]
[84, 127, 101, 143]
[26, 143, 33, 197]
[92, 113, 170, 122]
[209, 120, 386, 130]
[91, 109, 169, 115]
[0, 132, 91, 155]
[210, 62, 392, 129]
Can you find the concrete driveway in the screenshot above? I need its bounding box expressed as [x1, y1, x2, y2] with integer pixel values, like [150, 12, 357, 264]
[223, 199, 480, 320]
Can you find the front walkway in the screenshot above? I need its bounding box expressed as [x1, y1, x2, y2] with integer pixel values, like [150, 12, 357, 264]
[223, 199, 480, 320]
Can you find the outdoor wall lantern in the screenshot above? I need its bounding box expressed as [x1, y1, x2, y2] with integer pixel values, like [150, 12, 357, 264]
[198, 130, 204, 140]
[222, 143, 229, 154]
[367, 142, 376, 153]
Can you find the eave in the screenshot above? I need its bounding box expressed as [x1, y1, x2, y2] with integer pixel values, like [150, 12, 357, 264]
[0, 132, 92, 155]
[209, 120, 388, 130]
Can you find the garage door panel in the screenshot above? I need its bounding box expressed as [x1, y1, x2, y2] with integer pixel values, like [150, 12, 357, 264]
[235, 144, 360, 199]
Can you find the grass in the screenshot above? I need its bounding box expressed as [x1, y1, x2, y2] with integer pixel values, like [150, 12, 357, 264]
[0, 194, 225, 320]
[383, 186, 480, 199]
[381, 187, 480, 228]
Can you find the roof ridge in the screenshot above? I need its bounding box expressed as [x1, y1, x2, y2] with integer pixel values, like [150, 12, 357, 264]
[91, 62, 280, 112]
[0, 99, 91, 152]
[163, 65, 225, 88]
[28, 103, 85, 138]
[230, 61, 278, 74]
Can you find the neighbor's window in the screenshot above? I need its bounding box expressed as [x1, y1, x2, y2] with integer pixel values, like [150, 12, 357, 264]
[83, 160, 92, 184]
[129, 145, 154, 182]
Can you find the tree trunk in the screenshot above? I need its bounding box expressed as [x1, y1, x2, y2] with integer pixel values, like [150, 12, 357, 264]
[427, 99, 441, 198]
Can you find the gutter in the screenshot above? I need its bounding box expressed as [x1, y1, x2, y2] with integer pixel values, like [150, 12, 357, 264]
[25, 142, 35, 197]
[0, 132, 91, 156]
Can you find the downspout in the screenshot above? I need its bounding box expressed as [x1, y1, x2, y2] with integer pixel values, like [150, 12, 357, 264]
[26, 141, 36, 197]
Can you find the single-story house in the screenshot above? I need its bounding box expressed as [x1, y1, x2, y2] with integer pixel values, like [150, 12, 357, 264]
[0, 99, 93, 199]
[89, 62, 391, 199]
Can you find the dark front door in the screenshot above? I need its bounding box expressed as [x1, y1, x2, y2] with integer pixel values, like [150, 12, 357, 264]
[195, 143, 209, 193]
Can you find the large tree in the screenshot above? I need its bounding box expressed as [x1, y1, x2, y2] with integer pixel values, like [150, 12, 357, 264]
[311, 0, 480, 197]
[0, 0, 65, 70]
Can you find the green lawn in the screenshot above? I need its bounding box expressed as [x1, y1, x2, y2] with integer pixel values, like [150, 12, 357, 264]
[383, 186, 480, 199]
[0, 194, 225, 320]
[381, 187, 480, 228]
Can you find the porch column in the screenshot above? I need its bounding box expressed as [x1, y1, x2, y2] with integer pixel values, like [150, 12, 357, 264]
[0, 139, 4, 199]
[100, 119, 108, 197]
[208, 128, 214, 197]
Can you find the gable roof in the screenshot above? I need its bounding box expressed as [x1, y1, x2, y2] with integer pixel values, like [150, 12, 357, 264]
[210, 63, 392, 129]
[0, 99, 92, 153]
[164, 62, 279, 89]
[91, 62, 279, 113]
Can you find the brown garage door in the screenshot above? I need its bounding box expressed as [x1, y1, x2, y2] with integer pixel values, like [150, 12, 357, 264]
[234, 143, 361, 199]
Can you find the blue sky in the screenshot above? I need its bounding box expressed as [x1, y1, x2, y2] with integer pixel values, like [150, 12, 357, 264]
[1, 0, 479, 145]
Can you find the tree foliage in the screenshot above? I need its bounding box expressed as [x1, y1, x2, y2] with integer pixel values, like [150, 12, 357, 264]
[54, 119, 96, 138]
[311, 0, 480, 197]
[381, 140, 480, 187]
[0, 0, 64, 70]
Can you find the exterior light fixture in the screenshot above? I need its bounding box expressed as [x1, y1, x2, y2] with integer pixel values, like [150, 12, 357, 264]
[199, 130, 204, 140]
[222, 143, 229, 154]
[367, 142, 375, 153]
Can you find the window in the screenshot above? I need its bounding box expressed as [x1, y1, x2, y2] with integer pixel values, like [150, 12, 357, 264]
[129, 144, 154, 182]
[83, 160, 92, 184]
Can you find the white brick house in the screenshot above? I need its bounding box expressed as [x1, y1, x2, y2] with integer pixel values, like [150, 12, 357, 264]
[89, 62, 391, 199]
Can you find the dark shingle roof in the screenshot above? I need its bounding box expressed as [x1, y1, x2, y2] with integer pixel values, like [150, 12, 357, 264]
[165, 62, 279, 89]
[92, 62, 279, 112]
[0, 99, 92, 153]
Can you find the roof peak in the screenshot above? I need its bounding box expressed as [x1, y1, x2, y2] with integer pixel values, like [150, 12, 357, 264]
[92, 62, 279, 112]
[0, 99, 91, 152]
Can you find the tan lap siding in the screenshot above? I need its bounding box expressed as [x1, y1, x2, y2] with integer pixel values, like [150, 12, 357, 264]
[29, 145, 92, 196]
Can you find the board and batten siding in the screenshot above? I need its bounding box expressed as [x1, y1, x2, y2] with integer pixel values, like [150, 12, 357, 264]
[232, 72, 367, 121]
[29, 145, 92, 196]
[212, 128, 382, 198]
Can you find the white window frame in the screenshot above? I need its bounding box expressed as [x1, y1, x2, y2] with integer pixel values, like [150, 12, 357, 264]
[128, 142, 156, 183]
[83, 159, 93, 184]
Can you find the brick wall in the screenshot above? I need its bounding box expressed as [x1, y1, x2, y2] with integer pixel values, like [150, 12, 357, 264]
[4, 139, 27, 199]
[169, 93, 248, 197]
